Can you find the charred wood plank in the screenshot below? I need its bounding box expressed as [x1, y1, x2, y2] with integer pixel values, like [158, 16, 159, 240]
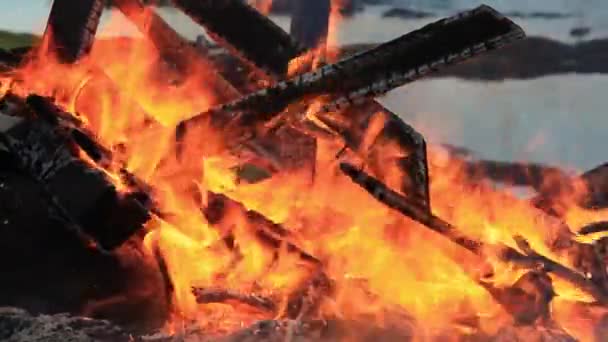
[578, 222, 608, 236]
[179, 5, 525, 133]
[339, 162, 481, 254]
[288, 0, 430, 208]
[463, 159, 570, 191]
[478, 271, 554, 325]
[577, 163, 608, 210]
[315, 103, 431, 209]
[113, 0, 241, 101]
[192, 287, 276, 312]
[43, 0, 105, 63]
[339, 162, 608, 305]
[171, 0, 304, 78]
[0, 95, 151, 250]
[202, 191, 321, 266]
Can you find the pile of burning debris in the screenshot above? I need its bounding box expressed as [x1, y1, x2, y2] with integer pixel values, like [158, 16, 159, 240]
[2, 0, 608, 341]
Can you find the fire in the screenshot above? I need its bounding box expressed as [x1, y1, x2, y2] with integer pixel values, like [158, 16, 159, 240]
[249, 0, 273, 15]
[2, 5, 607, 341]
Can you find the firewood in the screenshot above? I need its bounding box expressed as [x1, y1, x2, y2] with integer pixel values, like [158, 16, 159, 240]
[42, 0, 105, 63]
[178, 5, 525, 135]
[288, 1, 430, 208]
[339, 162, 608, 306]
[112, 0, 241, 102]
[479, 271, 555, 325]
[578, 221, 608, 236]
[171, 0, 304, 78]
[319, 103, 431, 208]
[0, 94, 152, 250]
[202, 191, 321, 266]
[456, 157, 608, 214]
[339, 162, 482, 254]
[462, 159, 571, 192]
[192, 287, 276, 313]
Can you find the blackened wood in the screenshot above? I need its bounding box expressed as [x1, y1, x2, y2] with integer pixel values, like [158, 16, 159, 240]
[463, 159, 570, 191]
[113, 0, 241, 102]
[579, 222, 608, 235]
[579, 163, 608, 209]
[192, 288, 276, 312]
[479, 271, 555, 325]
[339, 162, 481, 254]
[0, 170, 168, 331]
[43, 0, 105, 63]
[340, 104, 430, 209]
[171, 0, 304, 77]
[339, 162, 608, 305]
[287, 0, 430, 208]
[290, 0, 331, 50]
[179, 5, 525, 133]
[0, 96, 150, 250]
[202, 191, 321, 266]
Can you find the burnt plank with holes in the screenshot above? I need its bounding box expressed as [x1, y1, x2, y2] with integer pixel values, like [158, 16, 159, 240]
[0, 95, 150, 250]
[43, 0, 105, 63]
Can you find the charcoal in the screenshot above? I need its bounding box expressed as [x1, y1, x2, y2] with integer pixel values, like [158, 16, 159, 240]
[0, 95, 150, 250]
[172, 0, 304, 77]
[179, 5, 525, 133]
[43, 0, 105, 63]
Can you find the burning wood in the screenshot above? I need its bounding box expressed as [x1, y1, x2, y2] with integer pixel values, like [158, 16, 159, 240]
[43, 0, 105, 63]
[0, 94, 152, 250]
[339, 162, 608, 306]
[172, 0, 304, 78]
[178, 5, 525, 134]
[112, 0, 242, 101]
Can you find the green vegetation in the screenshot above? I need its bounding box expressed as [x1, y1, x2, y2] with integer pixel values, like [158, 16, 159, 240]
[0, 30, 38, 49]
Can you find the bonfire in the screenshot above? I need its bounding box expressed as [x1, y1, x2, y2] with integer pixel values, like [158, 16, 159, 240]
[1, 1, 607, 341]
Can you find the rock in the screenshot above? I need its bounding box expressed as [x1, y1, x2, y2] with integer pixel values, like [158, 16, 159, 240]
[382, 8, 434, 19]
